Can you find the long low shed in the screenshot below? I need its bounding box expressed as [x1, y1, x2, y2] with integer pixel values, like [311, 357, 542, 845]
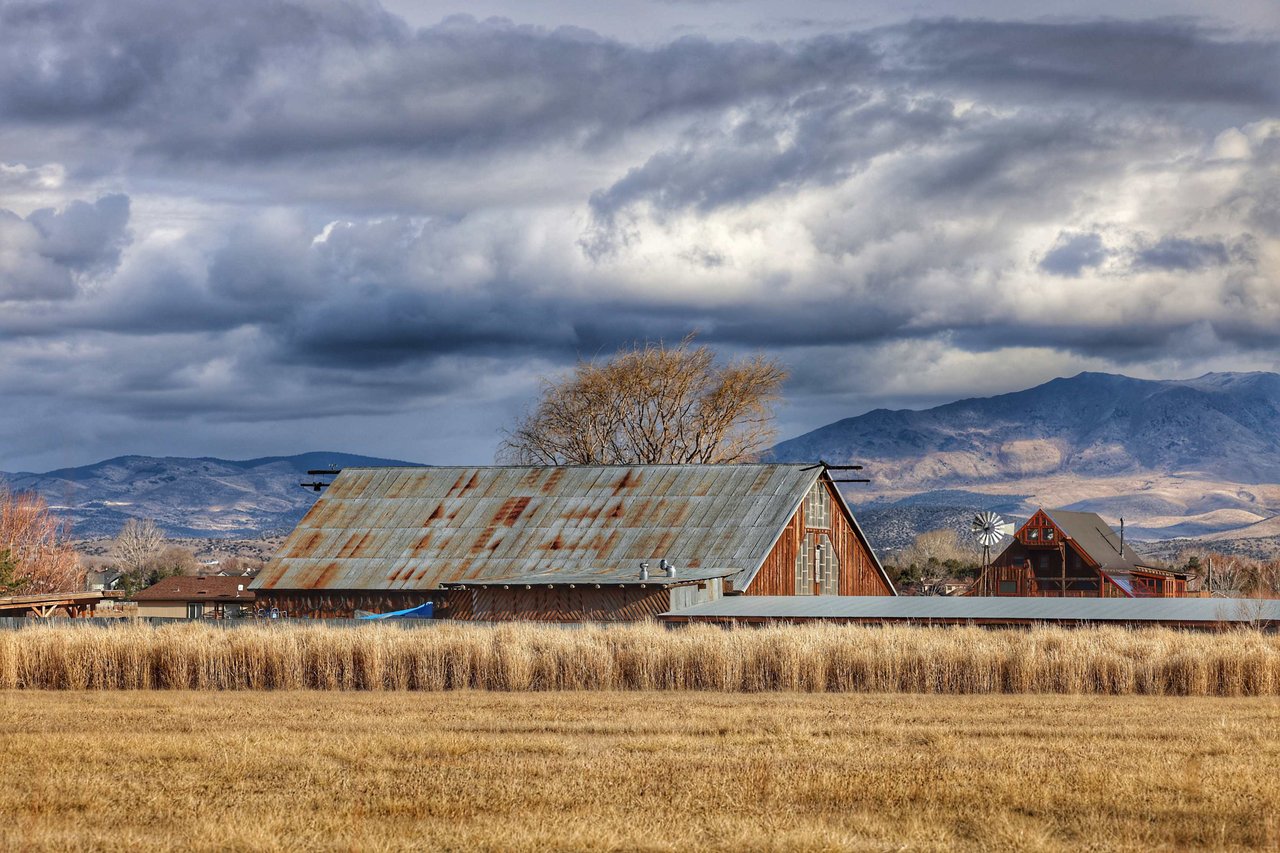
[661, 595, 1280, 629]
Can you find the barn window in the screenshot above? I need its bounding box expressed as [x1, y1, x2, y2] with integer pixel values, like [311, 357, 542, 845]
[817, 533, 840, 595]
[1045, 528, 1055, 540]
[796, 532, 840, 595]
[794, 538, 811, 595]
[805, 483, 831, 529]
[998, 580, 1017, 594]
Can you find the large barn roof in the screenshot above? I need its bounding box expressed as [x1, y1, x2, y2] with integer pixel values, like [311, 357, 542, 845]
[253, 464, 838, 592]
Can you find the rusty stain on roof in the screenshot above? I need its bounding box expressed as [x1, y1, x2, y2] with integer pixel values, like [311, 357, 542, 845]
[252, 464, 824, 592]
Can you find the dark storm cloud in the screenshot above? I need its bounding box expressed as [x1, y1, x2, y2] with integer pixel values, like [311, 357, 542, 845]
[276, 288, 577, 368]
[881, 18, 1280, 107]
[0, 1, 878, 162]
[27, 194, 130, 272]
[7, 3, 1269, 173]
[589, 91, 959, 224]
[1133, 236, 1232, 271]
[0, 194, 130, 300]
[0, 0, 405, 120]
[1039, 232, 1109, 276]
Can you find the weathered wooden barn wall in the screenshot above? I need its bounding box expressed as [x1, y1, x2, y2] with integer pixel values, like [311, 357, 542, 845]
[745, 478, 889, 597]
[252, 589, 439, 619]
[668, 579, 722, 610]
[746, 505, 802, 596]
[462, 587, 672, 622]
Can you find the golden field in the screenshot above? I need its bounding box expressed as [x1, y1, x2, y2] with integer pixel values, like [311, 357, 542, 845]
[3, 621, 1280, 694]
[1, 691, 1278, 851]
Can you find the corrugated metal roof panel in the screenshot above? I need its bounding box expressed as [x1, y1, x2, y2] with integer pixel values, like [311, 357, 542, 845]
[662, 596, 1280, 623]
[443, 566, 735, 587]
[1043, 509, 1160, 571]
[253, 464, 823, 591]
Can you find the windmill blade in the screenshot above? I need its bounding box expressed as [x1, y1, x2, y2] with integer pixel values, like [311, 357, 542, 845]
[971, 512, 997, 533]
[971, 511, 1009, 548]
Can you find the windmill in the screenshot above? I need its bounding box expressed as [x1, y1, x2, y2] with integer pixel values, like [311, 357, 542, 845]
[971, 511, 1013, 570]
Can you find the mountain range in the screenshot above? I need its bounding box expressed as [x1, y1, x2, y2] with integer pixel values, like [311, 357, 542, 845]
[0, 452, 419, 538]
[4, 371, 1280, 551]
[771, 371, 1280, 548]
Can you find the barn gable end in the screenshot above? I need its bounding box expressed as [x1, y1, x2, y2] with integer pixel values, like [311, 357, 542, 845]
[738, 475, 893, 596]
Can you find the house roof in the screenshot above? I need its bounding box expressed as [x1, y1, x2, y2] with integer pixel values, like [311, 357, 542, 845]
[1040, 509, 1164, 573]
[662, 595, 1280, 626]
[133, 575, 256, 602]
[252, 464, 890, 593]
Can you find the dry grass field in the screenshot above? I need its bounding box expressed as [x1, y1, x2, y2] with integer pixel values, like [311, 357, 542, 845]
[4, 621, 1280, 695]
[1, 691, 1278, 851]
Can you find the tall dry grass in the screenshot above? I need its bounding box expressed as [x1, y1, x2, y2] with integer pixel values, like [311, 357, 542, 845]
[2, 621, 1280, 694]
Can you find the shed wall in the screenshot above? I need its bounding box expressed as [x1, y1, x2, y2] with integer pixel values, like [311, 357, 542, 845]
[253, 589, 440, 619]
[462, 587, 672, 622]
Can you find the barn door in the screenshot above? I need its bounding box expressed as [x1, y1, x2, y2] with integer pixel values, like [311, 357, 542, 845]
[794, 482, 843, 595]
[795, 531, 840, 595]
[813, 533, 839, 595]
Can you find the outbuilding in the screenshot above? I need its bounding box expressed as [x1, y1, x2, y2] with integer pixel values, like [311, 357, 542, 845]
[251, 463, 895, 619]
[133, 575, 256, 619]
[971, 508, 1190, 597]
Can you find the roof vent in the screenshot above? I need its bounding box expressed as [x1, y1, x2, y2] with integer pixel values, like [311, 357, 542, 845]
[660, 558, 676, 578]
[639, 562, 649, 581]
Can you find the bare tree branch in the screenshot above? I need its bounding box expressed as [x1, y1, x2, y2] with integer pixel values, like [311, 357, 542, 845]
[0, 487, 83, 593]
[112, 518, 163, 575]
[498, 335, 787, 465]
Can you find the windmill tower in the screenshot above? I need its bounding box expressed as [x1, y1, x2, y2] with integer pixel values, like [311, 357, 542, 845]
[971, 511, 1013, 572]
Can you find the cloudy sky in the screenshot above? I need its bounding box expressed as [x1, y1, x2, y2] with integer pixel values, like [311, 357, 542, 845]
[1, 0, 1277, 472]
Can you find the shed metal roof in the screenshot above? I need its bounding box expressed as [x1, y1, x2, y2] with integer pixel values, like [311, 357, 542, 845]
[662, 595, 1280, 625]
[253, 464, 828, 592]
[1042, 509, 1161, 572]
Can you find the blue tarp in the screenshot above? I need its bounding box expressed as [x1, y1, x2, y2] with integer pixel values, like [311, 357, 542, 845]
[356, 602, 434, 620]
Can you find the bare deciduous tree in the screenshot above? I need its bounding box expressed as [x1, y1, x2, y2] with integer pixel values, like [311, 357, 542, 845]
[500, 336, 787, 465]
[112, 518, 163, 575]
[153, 545, 200, 577]
[0, 487, 83, 593]
[897, 529, 979, 567]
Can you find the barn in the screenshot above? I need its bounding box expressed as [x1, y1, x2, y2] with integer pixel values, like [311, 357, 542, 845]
[251, 463, 895, 619]
[971, 508, 1191, 597]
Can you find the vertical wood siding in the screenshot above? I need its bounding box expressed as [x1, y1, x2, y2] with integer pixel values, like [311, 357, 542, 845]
[253, 589, 440, 619]
[463, 587, 672, 622]
[745, 478, 891, 596]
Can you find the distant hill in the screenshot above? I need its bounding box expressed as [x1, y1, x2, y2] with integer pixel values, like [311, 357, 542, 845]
[770, 372, 1280, 549]
[0, 452, 423, 538]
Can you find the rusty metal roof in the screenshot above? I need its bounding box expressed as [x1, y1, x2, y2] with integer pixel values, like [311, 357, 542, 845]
[440, 566, 737, 588]
[253, 464, 823, 592]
